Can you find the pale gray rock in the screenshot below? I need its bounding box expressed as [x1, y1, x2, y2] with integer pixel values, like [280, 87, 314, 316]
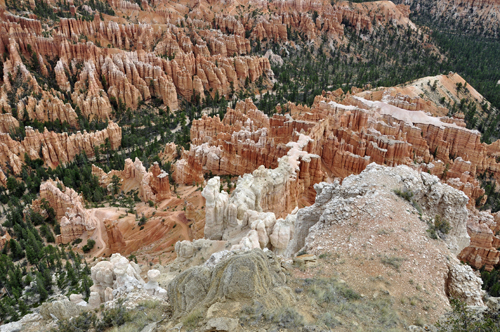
[204, 317, 240, 331]
[141, 322, 158, 332]
[39, 298, 81, 320]
[264, 49, 284, 66]
[168, 249, 293, 319]
[69, 294, 83, 304]
[88, 292, 101, 308]
[446, 263, 485, 306]
[0, 314, 43, 332]
[90, 254, 166, 304]
[202, 139, 316, 253]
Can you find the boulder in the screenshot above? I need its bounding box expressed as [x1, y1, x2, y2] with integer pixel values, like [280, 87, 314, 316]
[168, 249, 293, 319]
[204, 317, 240, 331]
[446, 263, 485, 306]
[90, 254, 166, 305]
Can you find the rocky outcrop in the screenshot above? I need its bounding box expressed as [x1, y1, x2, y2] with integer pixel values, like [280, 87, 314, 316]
[0, 231, 11, 249]
[284, 162, 483, 306]
[173, 98, 318, 185]
[286, 163, 470, 257]
[159, 142, 178, 164]
[146, 162, 171, 201]
[458, 210, 500, 271]
[92, 158, 170, 202]
[17, 93, 79, 128]
[0, 122, 121, 174]
[32, 179, 97, 244]
[446, 263, 485, 306]
[0, 113, 19, 134]
[168, 249, 293, 319]
[90, 253, 166, 306]
[39, 296, 81, 321]
[201, 133, 322, 252]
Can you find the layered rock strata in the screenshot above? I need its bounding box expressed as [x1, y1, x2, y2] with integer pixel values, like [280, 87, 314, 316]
[92, 158, 170, 202]
[168, 249, 293, 319]
[201, 133, 323, 253]
[0, 122, 121, 175]
[31, 179, 97, 244]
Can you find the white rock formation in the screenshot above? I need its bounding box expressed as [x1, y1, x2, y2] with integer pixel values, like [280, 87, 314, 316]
[144, 269, 167, 297]
[69, 293, 88, 307]
[269, 211, 297, 255]
[90, 253, 166, 306]
[201, 134, 318, 253]
[39, 296, 81, 320]
[446, 263, 485, 306]
[202, 177, 229, 240]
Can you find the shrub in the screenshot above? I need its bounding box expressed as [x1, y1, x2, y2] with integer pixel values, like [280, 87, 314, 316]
[148, 200, 154, 207]
[394, 188, 422, 214]
[82, 239, 96, 253]
[427, 215, 451, 239]
[481, 266, 500, 297]
[320, 312, 341, 328]
[380, 255, 406, 272]
[307, 278, 361, 305]
[95, 299, 130, 331]
[53, 311, 96, 331]
[182, 308, 204, 330]
[138, 215, 147, 226]
[393, 188, 413, 202]
[269, 307, 304, 329]
[436, 298, 500, 331]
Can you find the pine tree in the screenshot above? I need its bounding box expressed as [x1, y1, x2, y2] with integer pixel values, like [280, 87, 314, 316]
[36, 274, 48, 303]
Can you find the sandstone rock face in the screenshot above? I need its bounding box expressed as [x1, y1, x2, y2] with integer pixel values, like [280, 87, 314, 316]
[168, 249, 293, 318]
[92, 158, 170, 202]
[177, 84, 500, 274]
[0, 122, 121, 175]
[174, 99, 322, 198]
[90, 253, 166, 305]
[31, 179, 97, 244]
[458, 210, 500, 271]
[17, 92, 79, 128]
[159, 142, 178, 164]
[0, 232, 11, 249]
[0, 113, 19, 134]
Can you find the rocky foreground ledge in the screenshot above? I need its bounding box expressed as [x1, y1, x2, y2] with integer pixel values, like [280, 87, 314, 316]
[3, 164, 499, 331]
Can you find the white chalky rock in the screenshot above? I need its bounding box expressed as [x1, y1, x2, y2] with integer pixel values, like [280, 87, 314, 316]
[90, 253, 167, 304]
[88, 292, 101, 308]
[202, 145, 314, 254]
[69, 294, 83, 304]
[148, 269, 161, 282]
[446, 263, 485, 306]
